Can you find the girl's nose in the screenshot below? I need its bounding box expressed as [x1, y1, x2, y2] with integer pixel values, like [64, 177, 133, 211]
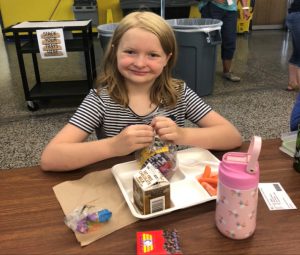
[134, 55, 146, 68]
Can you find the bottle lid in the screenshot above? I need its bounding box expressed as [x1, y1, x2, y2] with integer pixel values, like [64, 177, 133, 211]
[219, 136, 262, 189]
[246, 136, 262, 174]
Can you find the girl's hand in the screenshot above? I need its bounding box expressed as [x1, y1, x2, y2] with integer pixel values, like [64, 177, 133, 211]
[112, 124, 154, 156]
[151, 116, 183, 144]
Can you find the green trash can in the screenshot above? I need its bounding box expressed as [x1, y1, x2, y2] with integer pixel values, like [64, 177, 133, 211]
[167, 18, 223, 97]
[97, 23, 119, 52]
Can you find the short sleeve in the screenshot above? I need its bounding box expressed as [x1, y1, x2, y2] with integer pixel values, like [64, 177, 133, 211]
[69, 89, 104, 133]
[184, 85, 212, 123]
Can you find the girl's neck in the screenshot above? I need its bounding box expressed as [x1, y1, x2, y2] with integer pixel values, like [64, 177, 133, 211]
[128, 91, 157, 117]
[126, 81, 157, 116]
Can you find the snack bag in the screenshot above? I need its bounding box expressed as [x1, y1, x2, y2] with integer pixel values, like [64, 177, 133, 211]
[136, 135, 177, 180]
[64, 205, 112, 234]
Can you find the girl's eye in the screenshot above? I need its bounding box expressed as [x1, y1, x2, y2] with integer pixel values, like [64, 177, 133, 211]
[149, 53, 159, 58]
[124, 50, 135, 55]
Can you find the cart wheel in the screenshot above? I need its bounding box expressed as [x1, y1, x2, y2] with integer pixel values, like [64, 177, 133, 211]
[27, 101, 39, 111]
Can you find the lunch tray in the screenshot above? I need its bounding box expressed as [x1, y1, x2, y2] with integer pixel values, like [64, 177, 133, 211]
[111, 147, 220, 219]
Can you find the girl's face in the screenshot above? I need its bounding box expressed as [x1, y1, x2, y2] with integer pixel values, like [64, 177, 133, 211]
[116, 27, 170, 89]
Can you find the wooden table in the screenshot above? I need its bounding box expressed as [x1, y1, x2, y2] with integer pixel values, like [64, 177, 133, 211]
[1, 139, 300, 254]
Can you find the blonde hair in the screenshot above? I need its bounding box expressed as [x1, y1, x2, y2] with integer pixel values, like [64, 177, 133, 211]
[97, 11, 183, 108]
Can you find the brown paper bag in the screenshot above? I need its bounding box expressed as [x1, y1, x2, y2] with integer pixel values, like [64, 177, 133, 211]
[53, 169, 138, 246]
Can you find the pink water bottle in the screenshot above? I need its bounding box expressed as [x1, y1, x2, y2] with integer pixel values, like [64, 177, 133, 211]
[216, 136, 262, 240]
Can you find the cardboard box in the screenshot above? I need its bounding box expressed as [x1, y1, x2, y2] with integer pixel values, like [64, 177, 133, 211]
[136, 230, 182, 255]
[133, 163, 170, 215]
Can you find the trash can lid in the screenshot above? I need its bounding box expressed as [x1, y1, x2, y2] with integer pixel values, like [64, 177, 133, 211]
[166, 18, 222, 31]
[97, 23, 119, 35]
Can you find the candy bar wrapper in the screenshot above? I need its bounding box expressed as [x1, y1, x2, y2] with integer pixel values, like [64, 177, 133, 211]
[136, 229, 183, 255]
[135, 136, 177, 180]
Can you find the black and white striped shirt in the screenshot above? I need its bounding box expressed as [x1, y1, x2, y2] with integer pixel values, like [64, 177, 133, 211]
[69, 83, 212, 138]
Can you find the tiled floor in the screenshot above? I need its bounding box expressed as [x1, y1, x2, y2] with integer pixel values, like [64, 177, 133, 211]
[0, 28, 297, 169]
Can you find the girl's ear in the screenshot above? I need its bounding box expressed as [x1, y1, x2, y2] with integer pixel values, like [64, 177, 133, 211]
[164, 53, 172, 66]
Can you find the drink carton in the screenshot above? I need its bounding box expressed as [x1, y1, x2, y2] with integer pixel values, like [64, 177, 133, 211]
[133, 163, 170, 215]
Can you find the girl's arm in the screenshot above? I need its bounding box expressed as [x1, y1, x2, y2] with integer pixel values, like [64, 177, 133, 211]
[40, 124, 118, 171]
[183, 110, 242, 150]
[40, 123, 154, 172]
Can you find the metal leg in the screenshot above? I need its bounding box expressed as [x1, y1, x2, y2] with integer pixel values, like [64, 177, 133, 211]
[82, 29, 93, 89]
[26, 101, 39, 111]
[14, 32, 31, 101]
[89, 25, 97, 79]
[29, 32, 41, 85]
[161, 0, 165, 18]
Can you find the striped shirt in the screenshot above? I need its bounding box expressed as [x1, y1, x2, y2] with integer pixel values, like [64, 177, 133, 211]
[69, 83, 212, 138]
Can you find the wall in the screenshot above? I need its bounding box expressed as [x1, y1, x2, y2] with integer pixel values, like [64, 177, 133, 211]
[252, 0, 288, 29]
[0, 0, 202, 30]
[0, 0, 123, 30]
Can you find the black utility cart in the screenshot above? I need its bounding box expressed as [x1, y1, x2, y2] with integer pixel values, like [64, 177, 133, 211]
[6, 20, 97, 111]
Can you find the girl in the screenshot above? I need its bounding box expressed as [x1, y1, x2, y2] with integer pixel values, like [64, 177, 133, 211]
[40, 11, 242, 171]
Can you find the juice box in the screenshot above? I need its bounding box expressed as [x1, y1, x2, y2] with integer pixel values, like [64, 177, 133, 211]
[133, 163, 170, 215]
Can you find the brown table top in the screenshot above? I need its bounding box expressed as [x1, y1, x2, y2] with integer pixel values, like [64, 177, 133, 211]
[1, 139, 300, 255]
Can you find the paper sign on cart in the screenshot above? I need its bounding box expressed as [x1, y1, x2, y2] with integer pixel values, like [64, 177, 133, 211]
[36, 28, 67, 59]
[258, 183, 297, 210]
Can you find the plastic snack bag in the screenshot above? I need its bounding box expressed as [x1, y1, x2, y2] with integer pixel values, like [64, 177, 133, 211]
[136, 135, 177, 180]
[64, 205, 112, 234]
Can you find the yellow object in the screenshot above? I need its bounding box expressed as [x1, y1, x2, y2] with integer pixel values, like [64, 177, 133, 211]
[106, 8, 114, 24]
[50, 0, 75, 21]
[98, 0, 122, 24]
[237, 0, 253, 33]
[0, 0, 123, 28]
[189, 4, 201, 18]
[0, 0, 67, 28]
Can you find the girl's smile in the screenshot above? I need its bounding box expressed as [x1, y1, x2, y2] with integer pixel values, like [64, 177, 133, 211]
[128, 69, 149, 76]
